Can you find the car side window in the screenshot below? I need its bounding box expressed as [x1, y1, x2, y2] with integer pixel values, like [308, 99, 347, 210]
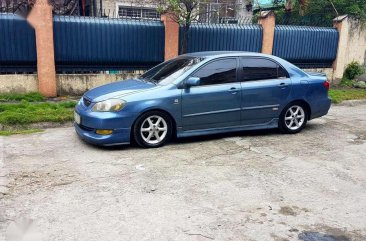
[277, 65, 288, 78]
[240, 58, 288, 81]
[192, 58, 237, 86]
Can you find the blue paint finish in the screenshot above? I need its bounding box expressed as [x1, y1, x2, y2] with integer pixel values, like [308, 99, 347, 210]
[180, 24, 263, 54]
[53, 16, 164, 71]
[240, 78, 292, 125]
[0, 13, 37, 73]
[273, 25, 339, 68]
[74, 51, 331, 146]
[181, 82, 242, 130]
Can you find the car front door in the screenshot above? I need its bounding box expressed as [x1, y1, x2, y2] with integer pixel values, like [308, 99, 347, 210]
[181, 58, 241, 131]
[239, 57, 291, 125]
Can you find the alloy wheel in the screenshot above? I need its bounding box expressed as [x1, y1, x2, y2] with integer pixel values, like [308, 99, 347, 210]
[140, 115, 168, 145]
[284, 105, 305, 131]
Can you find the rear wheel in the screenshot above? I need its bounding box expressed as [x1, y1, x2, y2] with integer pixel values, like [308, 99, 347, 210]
[133, 111, 173, 148]
[279, 103, 308, 134]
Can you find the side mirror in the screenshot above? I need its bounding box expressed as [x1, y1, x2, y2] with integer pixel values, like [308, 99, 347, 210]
[185, 77, 200, 88]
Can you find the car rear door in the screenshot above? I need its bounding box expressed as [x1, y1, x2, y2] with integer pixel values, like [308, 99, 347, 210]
[181, 58, 241, 131]
[239, 57, 291, 125]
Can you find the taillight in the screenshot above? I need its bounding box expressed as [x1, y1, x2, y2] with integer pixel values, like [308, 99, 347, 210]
[323, 81, 330, 90]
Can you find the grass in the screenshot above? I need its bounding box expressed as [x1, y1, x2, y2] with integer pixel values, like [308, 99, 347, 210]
[0, 92, 46, 102]
[0, 101, 76, 125]
[338, 78, 355, 87]
[0, 129, 43, 136]
[329, 89, 366, 104]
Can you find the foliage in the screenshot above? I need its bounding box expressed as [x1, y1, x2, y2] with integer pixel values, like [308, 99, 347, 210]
[0, 101, 76, 125]
[158, 0, 202, 53]
[271, 0, 366, 26]
[339, 78, 355, 87]
[343, 61, 365, 80]
[329, 89, 366, 103]
[0, 92, 46, 102]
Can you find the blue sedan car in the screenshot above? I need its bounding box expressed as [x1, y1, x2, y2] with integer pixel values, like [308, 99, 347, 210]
[74, 51, 331, 148]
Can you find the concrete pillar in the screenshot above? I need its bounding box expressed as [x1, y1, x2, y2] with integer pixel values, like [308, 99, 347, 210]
[258, 10, 276, 55]
[161, 13, 179, 61]
[333, 15, 349, 83]
[27, 0, 57, 97]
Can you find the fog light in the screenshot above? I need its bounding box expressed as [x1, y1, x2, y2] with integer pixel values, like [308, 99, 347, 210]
[95, 129, 113, 135]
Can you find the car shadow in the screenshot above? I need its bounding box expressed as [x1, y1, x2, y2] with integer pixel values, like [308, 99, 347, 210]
[173, 128, 280, 145]
[85, 121, 322, 151]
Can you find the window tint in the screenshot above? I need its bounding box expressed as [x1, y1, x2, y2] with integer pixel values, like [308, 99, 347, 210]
[278, 66, 288, 78]
[240, 58, 288, 81]
[192, 58, 237, 86]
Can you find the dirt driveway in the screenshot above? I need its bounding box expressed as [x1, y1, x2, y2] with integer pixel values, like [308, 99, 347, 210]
[1, 103, 366, 241]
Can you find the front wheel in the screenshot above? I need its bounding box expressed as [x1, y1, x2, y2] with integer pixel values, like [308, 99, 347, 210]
[279, 103, 308, 134]
[133, 111, 173, 148]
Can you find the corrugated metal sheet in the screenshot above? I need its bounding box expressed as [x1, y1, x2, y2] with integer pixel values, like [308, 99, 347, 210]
[0, 13, 37, 73]
[53, 16, 165, 71]
[273, 25, 339, 68]
[180, 24, 263, 54]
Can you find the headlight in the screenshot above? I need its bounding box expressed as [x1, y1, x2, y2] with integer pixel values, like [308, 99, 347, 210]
[92, 99, 126, 112]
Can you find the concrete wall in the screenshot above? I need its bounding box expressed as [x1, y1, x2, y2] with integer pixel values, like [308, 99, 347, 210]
[0, 73, 139, 96]
[0, 68, 334, 96]
[0, 75, 38, 93]
[303, 68, 334, 81]
[345, 19, 366, 66]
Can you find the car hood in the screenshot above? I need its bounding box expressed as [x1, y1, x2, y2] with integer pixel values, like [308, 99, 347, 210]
[84, 79, 156, 102]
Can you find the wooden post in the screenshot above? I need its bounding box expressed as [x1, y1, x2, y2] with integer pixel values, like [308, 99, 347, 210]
[258, 10, 276, 55]
[161, 13, 179, 61]
[27, 0, 57, 97]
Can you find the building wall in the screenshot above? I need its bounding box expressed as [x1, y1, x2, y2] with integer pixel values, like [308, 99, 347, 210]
[102, 0, 158, 18]
[345, 19, 366, 66]
[102, 0, 253, 19]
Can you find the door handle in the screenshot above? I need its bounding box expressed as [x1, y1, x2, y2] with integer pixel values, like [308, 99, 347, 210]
[278, 83, 289, 88]
[228, 87, 239, 94]
[228, 87, 238, 91]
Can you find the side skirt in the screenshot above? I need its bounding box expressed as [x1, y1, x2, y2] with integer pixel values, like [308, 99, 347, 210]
[177, 118, 279, 138]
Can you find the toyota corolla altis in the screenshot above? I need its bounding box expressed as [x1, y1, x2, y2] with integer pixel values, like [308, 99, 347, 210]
[74, 51, 331, 148]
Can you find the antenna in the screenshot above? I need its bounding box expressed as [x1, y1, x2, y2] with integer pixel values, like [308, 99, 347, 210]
[328, 0, 339, 16]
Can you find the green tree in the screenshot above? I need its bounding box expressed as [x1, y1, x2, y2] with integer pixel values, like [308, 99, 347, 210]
[158, 0, 208, 54]
[275, 0, 366, 26]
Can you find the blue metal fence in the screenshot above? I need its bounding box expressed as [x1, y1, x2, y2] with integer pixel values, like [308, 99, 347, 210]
[273, 25, 339, 68]
[0, 13, 37, 73]
[0, 13, 340, 73]
[53, 16, 165, 72]
[180, 24, 263, 54]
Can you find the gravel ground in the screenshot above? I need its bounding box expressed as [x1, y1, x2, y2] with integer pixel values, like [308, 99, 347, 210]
[1, 103, 366, 241]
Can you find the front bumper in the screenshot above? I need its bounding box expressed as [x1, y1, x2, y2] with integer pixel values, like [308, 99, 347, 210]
[74, 122, 130, 146]
[74, 103, 137, 146]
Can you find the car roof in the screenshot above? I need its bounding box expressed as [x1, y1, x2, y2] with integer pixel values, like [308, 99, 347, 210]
[183, 51, 271, 58]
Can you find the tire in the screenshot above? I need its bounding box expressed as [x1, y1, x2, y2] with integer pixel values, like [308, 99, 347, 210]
[279, 102, 308, 134]
[133, 111, 173, 148]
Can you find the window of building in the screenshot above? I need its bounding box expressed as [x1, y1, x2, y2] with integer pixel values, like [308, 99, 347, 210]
[117, 5, 159, 19]
[193, 58, 237, 86]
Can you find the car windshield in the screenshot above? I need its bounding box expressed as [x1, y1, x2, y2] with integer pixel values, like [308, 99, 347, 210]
[140, 56, 204, 85]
